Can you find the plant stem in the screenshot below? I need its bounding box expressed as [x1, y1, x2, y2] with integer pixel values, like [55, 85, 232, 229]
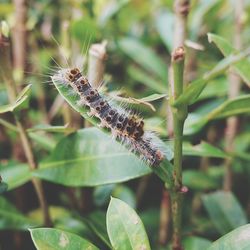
[160, 1, 190, 245]
[0, 23, 52, 226]
[223, 0, 244, 191]
[170, 47, 187, 250]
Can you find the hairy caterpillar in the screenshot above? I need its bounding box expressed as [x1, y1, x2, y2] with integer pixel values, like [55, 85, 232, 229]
[52, 68, 165, 167]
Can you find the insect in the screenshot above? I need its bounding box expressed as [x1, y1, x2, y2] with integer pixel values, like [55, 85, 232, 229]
[52, 68, 165, 167]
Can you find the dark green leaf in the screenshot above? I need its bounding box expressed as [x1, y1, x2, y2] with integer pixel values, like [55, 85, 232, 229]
[202, 191, 247, 235]
[30, 228, 99, 250]
[183, 141, 228, 158]
[173, 48, 250, 107]
[0, 182, 8, 194]
[0, 84, 31, 114]
[0, 162, 31, 190]
[183, 170, 219, 190]
[118, 38, 167, 81]
[208, 224, 250, 250]
[127, 66, 167, 93]
[183, 236, 212, 250]
[206, 95, 250, 120]
[0, 197, 37, 230]
[208, 33, 250, 86]
[27, 124, 75, 133]
[107, 197, 151, 250]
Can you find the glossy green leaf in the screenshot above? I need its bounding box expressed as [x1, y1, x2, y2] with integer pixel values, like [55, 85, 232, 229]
[107, 197, 151, 250]
[0, 162, 31, 190]
[208, 33, 250, 86]
[202, 191, 247, 235]
[33, 128, 152, 186]
[0, 84, 31, 114]
[30, 228, 99, 250]
[183, 236, 212, 250]
[127, 66, 167, 93]
[173, 47, 250, 107]
[206, 94, 250, 120]
[0, 197, 37, 230]
[208, 224, 250, 250]
[118, 37, 167, 81]
[183, 141, 228, 158]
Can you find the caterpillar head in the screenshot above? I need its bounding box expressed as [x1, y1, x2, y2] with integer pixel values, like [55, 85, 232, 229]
[66, 68, 82, 82]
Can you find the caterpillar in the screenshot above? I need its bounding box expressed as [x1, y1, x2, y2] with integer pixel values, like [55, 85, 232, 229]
[52, 68, 165, 167]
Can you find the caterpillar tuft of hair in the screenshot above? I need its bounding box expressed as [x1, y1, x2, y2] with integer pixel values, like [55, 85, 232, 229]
[52, 68, 165, 167]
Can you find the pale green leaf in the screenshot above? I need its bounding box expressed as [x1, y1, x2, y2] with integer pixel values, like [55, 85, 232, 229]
[208, 224, 250, 250]
[202, 191, 247, 235]
[107, 197, 151, 250]
[30, 228, 99, 250]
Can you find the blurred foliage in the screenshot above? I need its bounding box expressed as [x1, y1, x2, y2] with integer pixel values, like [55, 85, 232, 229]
[0, 0, 250, 249]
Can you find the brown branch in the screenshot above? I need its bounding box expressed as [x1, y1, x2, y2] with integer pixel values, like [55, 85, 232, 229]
[223, 0, 244, 191]
[12, 0, 28, 83]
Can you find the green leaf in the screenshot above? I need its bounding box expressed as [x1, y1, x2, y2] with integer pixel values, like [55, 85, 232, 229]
[206, 95, 250, 120]
[173, 47, 250, 107]
[208, 33, 250, 86]
[155, 9, 174, 51]
[189, 0, 222, 41]
[33, 128, 152, 186]
[0, 162, 31, 190]
[208, 224, 250, 250]
[27, 124, 75, 133]
[202, 191, 247, 235]
[86, 211, 112, 248]
[0, 197, 37, 230]
[127, 66, 167, 93]
[0, 84, 31, 114]
[30, 228, 99, 250]
[28, 132, 56, 151]
[95, 0, 130, 26]
[183, 236, 212, 250]
[183, 170, 219, 190]
[183, 141, 228, 158]
[183, 113, 207, 135]
[140, 93, 167, 102]
[118, 37, 167, 81]
[107, 197, 151, 250]
[0, 182, 8, 194]
[112, 185, 136, 208]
